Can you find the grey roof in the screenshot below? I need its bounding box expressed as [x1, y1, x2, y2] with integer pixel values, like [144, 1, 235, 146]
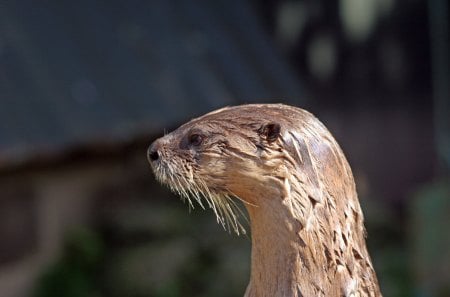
[0, 0, 303, 167]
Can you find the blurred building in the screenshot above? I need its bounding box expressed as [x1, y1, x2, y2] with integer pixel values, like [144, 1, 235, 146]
[0, 0, 448, 297]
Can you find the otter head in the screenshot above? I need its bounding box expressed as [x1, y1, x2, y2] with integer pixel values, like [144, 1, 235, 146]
[147, 105, 293, 234]
[147, 104, 348, 235]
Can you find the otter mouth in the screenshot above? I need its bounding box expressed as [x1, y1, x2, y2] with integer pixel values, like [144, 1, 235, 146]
[148, 143, 247, 235]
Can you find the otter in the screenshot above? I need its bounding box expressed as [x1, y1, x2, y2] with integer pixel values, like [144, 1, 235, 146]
[147, 104, 382, 297]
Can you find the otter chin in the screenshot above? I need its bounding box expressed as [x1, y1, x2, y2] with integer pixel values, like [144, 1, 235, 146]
[148, 104, 382, 297]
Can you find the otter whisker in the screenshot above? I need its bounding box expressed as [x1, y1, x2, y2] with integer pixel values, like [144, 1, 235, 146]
[150, 139, 247, 235]
[165, 170, 194, 209]
[197, 179, 226, 227]
[224, 195, 247, 235]
[226, 194, 249, 224]
[224, 201, 239, 233]
[189, 188, 205, 209]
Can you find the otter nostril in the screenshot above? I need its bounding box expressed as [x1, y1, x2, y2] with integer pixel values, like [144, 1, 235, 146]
[149, 150, 159, 161]
[147, 142, 161, 162]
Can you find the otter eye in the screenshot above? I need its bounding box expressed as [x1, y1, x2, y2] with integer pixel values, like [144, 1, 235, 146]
[188, 133, 204, 146]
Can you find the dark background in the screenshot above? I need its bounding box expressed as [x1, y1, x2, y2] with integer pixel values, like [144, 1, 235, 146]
[0, 0, 448, 296]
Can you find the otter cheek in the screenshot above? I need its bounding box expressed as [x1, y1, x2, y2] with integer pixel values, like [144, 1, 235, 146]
[195, 157, 224, 187]
[222, 164, 262, 204]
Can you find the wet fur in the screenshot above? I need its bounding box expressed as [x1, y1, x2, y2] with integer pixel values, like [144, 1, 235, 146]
[149, 104, 382, 297]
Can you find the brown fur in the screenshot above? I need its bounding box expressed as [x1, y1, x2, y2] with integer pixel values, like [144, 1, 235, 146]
[148, 104, 382, 297]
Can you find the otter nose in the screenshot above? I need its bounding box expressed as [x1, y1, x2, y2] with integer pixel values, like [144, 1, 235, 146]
[147, 141, 160, 162]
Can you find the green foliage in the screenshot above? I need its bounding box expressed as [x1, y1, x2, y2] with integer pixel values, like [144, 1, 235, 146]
[33, 228, 104, 297]
[411, 179, 450, 297]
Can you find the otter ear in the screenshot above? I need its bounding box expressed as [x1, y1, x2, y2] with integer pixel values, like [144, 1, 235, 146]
[259, 122, 281, 143]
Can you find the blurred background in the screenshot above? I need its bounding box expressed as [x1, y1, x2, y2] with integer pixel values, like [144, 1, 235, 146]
[0, 0, 448, 296]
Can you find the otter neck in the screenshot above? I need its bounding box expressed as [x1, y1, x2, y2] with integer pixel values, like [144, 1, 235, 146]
[243, 192, 381, 297]
[244, 196, 307, 297]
